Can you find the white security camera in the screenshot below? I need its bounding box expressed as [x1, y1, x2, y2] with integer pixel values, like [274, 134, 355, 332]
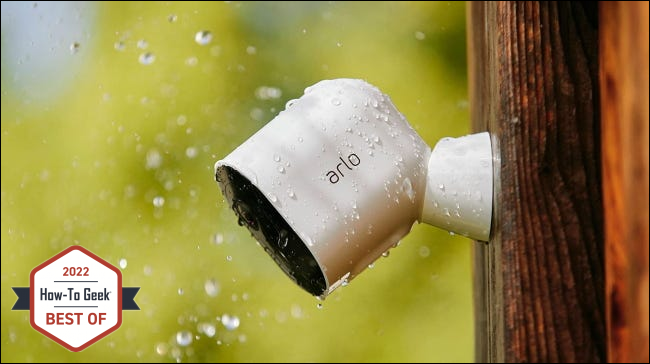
[215, 79, 492, 297]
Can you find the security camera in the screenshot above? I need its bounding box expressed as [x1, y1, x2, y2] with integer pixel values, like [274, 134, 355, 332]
[215, 79, 492, 297]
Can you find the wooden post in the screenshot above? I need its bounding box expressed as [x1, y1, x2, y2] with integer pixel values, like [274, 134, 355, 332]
[600, 2, 650, 363]
[468, 2, 605, 362]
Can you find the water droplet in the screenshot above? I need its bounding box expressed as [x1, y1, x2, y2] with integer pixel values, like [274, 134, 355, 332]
[137, 39, 148, 49]
[204, 279, 220, 297]
[168, 14, 178, 23]
[198, 322, 216, 337]
[155, 342, 168, 356]
[255, 86, 282, 100]
[414, 31, 426, 40]
[511, 116, 520, 124]
[368, 263, 375, 269]
[177, 288, 184, 295]
[185, 146, 198, 158]
[139, 52, 155, 65]
[246, 45, 257, 55]
[449, 231, 456, 236]
[221, 314, 240, 330]
[298, 136, 304, 143]
[114, 41, 125, 51]
[226, 255, 232, 261]
[402, 177, 415, 202]
[119, 258, 127, 270]
[153, 196, 165, 207]
[331, 98, 341, 106]
[185, 56, 198, 66]
[287, 188, 296, 199]
[278, 166, 285, 173]
[212, 233, 224, 245]
[69, 42, 80, 54]
[474, 190, 483, 201]
[419, 246, 430, 258]
[268, 193, 278, 203]
[316, 303, 323, 309]
[195, 30, 213, 45]
[278, 230, 289, 249]
[285, 99, 297, 109]
[443, 208, 451, 217]
[438, 183, 445, 191]
[382, 251, 390, 258]
[176, 331, 192, 346]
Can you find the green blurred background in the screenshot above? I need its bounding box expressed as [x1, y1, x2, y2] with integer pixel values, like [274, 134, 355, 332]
[1, 1, 472, 362]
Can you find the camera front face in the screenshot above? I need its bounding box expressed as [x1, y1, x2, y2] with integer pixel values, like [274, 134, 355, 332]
[216, 165, 327, 296]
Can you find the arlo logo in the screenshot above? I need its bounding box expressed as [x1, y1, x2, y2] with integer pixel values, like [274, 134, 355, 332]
[326, 153, 361, 184]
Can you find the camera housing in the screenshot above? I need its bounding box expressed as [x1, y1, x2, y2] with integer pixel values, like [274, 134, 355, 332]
[215, 79, 492, 297]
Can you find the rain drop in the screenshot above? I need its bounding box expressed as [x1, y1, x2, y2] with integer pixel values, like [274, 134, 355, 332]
[139, 52, 155, 65]
[119, 258, 127, 270]
[137, 39, 148, 49]
[204, 279, 220, 297]
[212, 233, 224, 245]
[176, 331, 192, 346]
[114, 41, 125, 51]
[255, 86, 282, 100]
[438, 183, 445, 191]
[278, 230, 289, 249]
[285, 99, 297, 109]
[69, 42, 80, 54]
[226, 255, 232, 261]
[195, 30, 213, 45]
[168, 14, 178, 23]
[382, 251, 390, 258]
[402, 177, 415, 202]
[155, 342, 168, 356]
[221, 314, 240, 330]
[153, 196, 165, 207]
[331, 98, 341, 106]
[418, 246, 430, 258]
[278, 166, 285, 173]
[200, 323, 216, 337]
[415, 31, 426, 40]
[185, 147, 198, 158]
[177, 288, 184, 295]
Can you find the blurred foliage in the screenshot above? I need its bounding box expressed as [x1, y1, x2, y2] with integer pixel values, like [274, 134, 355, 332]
[1, 1, 472, 362]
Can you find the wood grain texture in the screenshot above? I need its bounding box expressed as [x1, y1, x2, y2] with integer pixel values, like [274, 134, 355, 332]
[468, 2, 605, 362]
[600, 2, 650, 363]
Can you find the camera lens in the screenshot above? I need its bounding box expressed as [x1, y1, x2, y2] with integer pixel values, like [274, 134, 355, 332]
[216, 166, 327, 296]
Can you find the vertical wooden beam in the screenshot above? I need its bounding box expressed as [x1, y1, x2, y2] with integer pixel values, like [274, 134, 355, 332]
[468, 2, 605, 362]
[600, 2, 650, 363]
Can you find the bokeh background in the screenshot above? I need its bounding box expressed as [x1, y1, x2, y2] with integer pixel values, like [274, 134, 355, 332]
[1, 2, 472, 362]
